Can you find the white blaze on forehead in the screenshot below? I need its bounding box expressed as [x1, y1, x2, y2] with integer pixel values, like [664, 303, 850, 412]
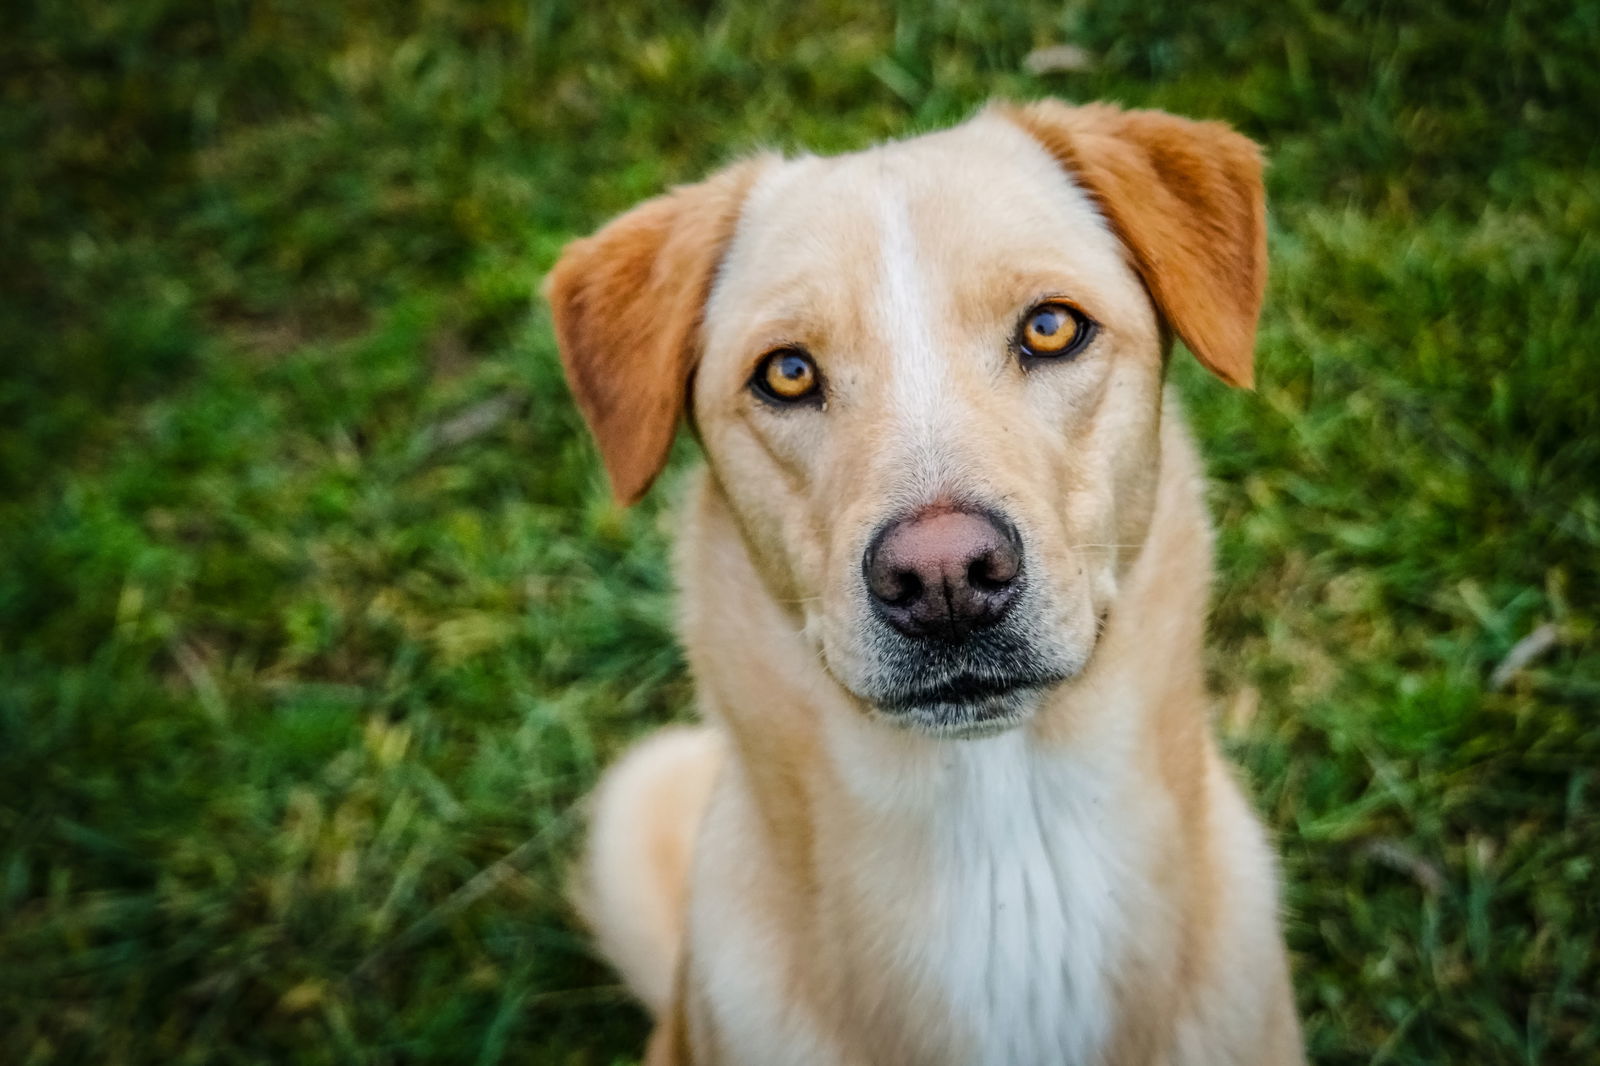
[875, 184, 958, 495]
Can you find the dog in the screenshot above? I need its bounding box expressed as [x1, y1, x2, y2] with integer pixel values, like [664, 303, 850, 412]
[545, 99, 1304, 1065]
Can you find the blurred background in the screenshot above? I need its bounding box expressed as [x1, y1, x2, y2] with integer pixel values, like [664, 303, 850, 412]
[2, 1, 1597, 1062]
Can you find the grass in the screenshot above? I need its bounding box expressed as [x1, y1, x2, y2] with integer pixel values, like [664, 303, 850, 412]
[2, 0, 1597, 1062]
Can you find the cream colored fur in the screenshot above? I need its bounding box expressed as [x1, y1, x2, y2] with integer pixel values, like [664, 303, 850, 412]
[568, 107, 1303, 1065]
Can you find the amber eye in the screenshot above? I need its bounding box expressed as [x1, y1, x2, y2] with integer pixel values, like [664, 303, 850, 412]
[1017, 302, 1093, 361]
[752, 348, 822, 404]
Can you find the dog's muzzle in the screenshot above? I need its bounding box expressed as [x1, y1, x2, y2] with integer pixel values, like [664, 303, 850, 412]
[856, 505, 1071, 736]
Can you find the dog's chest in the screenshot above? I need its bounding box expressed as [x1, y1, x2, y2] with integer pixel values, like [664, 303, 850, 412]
[825, 736, 1133, 1066]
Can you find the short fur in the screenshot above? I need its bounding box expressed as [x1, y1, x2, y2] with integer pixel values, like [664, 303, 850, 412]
[551, 100, 1303, 1065]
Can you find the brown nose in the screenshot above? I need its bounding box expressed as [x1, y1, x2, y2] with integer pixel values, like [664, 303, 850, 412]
[863, 507, 1023, 639]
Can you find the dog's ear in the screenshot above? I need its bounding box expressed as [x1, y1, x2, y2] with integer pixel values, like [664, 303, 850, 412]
[1002, 101, 1266, 388]
[544, 158, 768, 504]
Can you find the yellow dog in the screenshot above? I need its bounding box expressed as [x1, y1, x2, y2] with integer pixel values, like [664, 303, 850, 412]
[548, 99, 1302, 1066]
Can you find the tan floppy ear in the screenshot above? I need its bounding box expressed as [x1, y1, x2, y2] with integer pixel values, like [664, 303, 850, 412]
[543, 158, 768, 504]
[1002, 101, 1267, 388]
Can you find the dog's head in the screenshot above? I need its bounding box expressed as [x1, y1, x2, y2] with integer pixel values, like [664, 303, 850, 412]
[547, 102, 1265, 738]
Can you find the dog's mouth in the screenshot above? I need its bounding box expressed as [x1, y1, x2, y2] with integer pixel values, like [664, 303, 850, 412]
[829, 583, 1096, 739]
[869, 668, 1071, 739]
[878, 672, 1048, 713]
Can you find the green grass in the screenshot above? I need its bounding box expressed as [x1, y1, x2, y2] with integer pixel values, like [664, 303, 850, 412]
[2, 1, 1597, 1062]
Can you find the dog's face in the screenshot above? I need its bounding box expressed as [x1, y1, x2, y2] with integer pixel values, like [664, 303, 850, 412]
[692, 118, 1165, 736]
[548, 102, 1265, 737]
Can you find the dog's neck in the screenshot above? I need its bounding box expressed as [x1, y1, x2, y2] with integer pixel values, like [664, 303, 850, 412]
[674, 411, 1218, 1062]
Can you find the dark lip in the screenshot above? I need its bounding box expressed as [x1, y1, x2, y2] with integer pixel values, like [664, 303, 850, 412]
[877, 672, 1054, 711]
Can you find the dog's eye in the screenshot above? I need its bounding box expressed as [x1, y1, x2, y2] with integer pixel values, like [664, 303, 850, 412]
[1017, 302, 1094, 361]
[752, 348, 822, 404]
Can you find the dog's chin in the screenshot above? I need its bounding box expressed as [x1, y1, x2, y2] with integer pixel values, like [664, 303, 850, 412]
[823, 609, 1095, 740]
[869, 683, 1050, 740]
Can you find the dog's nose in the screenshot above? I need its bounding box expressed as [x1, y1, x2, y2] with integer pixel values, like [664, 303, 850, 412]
[864, 508, 1023, 639]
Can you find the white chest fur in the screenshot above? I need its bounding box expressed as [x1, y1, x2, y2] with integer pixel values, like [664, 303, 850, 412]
[811, 724, 1142, 1066]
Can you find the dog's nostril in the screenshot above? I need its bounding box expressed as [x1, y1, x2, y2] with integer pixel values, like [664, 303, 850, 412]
[884, 570, 922, 606]
[973, 540, 1022, 589]
[968, 556, 1001, 590]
